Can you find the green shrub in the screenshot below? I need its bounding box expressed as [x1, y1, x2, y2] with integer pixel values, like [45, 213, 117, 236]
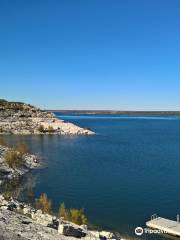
[34, 192, 88, 225]
[5, 150, 23, 168]
[36, 193, 52, 214]
[69, 208, 87, 225]
[59, 202, 69, 219]
[58, 202, 88, 225]
[38, 125, 45, 133]
[3, 191, 12, 201]
[48, 126, 55, 133]
[7, 102, 24, 110]
[17, 143, 29, 155]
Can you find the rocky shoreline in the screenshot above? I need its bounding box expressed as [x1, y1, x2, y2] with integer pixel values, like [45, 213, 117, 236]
[0, 101, 125, 240]
[0, 143, 127, 240]
[0, 144, 39, 184]
[0, 195, 125, 240]
[0, 100, 94, 135]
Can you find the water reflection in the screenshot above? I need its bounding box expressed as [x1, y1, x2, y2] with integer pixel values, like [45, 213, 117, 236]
[0, 172, 39, 205]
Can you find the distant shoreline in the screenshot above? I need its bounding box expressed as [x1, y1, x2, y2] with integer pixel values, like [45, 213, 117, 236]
[47, 110, 180, 116]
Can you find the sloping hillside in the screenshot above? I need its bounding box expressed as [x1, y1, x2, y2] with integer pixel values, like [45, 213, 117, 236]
[0, 100, 94, 135]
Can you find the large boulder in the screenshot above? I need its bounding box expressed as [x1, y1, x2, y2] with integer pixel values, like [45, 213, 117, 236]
[58, 222, 87, 238]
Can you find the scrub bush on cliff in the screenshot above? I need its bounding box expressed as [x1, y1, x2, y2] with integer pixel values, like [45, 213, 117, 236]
[17, 143, 29, 156]
[59, 202, 87, 225]
[36, 193, 52, 214]
[5, 150, 23, 168]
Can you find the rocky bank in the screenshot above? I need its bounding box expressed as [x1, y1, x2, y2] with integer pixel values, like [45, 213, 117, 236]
[0, 195, 125, 240]
[0, 144, 39, 183]
[0, 100, 94, 135]
[0, 101, 125, 240]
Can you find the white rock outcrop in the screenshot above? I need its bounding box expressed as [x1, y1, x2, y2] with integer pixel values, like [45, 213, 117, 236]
[0, 100, 94, 135]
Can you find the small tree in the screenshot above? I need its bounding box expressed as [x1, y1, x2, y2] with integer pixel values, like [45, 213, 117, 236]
[58, 202, 69, 219]
[5, 150, 23, 168]
[36, 193, 52, 214]
[58, 202, 88, 225]
[69, 208, 87, 225]
[48, 126, 55, 133]
[17, 143, 29, 155]
[38, 125, 45, 133]
[3, 191, 12, 201]
[0, 138, 7, 146]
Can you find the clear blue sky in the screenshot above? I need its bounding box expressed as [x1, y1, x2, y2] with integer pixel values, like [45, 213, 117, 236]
[0, 0, 180, 110]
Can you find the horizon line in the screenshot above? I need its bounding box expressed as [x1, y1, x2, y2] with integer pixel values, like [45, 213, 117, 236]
[45, 109, 180, 112]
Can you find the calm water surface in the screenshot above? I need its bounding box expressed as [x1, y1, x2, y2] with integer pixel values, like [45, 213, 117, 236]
[3, 114, 180, 240]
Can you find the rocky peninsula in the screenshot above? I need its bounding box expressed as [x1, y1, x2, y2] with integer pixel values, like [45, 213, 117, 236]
[0, 99, 94, 135]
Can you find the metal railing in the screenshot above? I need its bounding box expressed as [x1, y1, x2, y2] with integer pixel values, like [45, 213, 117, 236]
[151, 214, 158, 220]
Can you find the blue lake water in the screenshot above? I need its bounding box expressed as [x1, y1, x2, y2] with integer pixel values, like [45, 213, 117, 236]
[3, 114, 180, 240]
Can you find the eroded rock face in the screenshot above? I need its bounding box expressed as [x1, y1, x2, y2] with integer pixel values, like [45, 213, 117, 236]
[0, 100, 94, 135]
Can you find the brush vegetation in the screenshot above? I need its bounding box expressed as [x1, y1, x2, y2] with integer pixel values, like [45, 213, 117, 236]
[17, 143, 29, 156]
[59, 202, 87, 225]
[5, 150, 23, 169]
[36, 194, 88, 225]
[36, 193, 52, 214]
[0, 138, 29, 168]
